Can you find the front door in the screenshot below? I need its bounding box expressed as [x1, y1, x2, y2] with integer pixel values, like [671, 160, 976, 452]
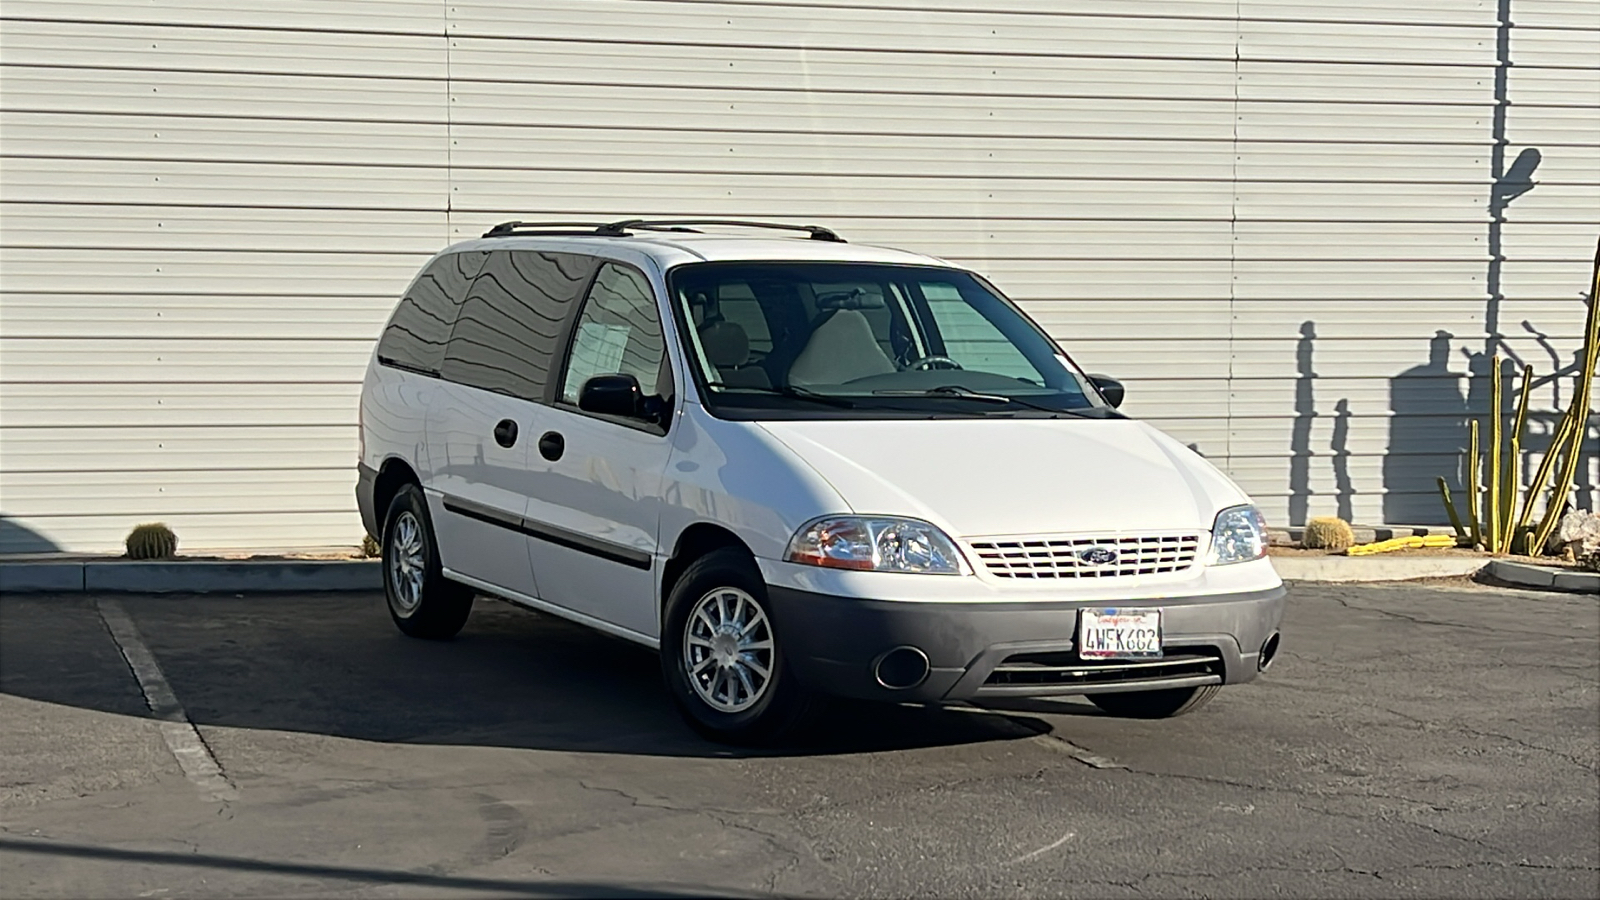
[523, 261, 677, 641]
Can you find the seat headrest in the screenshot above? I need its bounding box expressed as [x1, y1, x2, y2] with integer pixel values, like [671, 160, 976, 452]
[816, 288, 886, 311]
[699, 320, 749, 368]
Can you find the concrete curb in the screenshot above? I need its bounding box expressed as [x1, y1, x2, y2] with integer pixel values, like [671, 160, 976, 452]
[1483, 559, 1600, 594]
[1270, 555, 1487, 583]
[0, 559, 381, 594]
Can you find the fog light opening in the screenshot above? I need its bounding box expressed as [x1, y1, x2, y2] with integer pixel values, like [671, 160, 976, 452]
[874, 646, 930, 690]
[1258, 632, 1281, 672]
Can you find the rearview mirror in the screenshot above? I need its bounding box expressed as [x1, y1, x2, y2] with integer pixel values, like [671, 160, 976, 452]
[1088, 374, 1124, 408]
[578, 374, 644, 418]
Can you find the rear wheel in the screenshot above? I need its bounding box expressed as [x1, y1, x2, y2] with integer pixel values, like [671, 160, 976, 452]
[383, 483, 473, 640]
[1088, 684, 1221, 718]
[661, 547, 818, 745]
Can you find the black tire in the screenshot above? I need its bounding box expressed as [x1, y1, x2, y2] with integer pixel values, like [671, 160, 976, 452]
[661, 547, 818, 745]
[382, 483, 474, 640]
[1088, 684, 1221, 719]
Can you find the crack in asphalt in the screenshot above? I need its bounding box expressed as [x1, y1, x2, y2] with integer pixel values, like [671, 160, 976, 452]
[1373, 706, 1597, 771]
[1461, 727, 1598, 772]
[1031, 733, 1538, 855]
[575, 780, 775, 819]
[1065, 757, 1463, 810]
[1307, 803, 1504, 852]
[574, 780, 821, 892]
[1325, 594, 1593, 639]
[1051, 857, 1600, 894]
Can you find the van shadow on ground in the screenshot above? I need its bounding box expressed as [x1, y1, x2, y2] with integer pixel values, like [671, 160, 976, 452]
[0, 592, 1052, 761]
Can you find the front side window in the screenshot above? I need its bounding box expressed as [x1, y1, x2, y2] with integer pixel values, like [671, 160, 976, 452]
[440, 250, 597, 401]
[669, 262, 1104, 419]
[560, 262, 670, 405]
[376, 251, 488, 374]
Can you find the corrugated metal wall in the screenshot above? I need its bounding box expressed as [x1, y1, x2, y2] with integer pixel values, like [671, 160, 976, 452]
[2, 0, 1596, 553]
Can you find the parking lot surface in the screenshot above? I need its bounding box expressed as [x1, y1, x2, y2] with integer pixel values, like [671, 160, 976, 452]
[1, 581, 1596, 899]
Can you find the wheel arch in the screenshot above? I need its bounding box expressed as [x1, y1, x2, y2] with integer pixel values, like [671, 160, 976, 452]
[374, 457, 421, 531]
[659, 523, 756, 625]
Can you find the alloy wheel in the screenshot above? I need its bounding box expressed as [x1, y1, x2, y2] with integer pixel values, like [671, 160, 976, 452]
[388, 510, 426, 614]
[683, 587, 775, 713]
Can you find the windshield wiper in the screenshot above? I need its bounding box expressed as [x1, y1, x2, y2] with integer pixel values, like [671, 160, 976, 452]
[872, 385, 1097, 417]
[706, 382, 856, 408]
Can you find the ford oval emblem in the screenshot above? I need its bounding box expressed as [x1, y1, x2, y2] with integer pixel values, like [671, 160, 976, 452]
[1078, 546, 1119, 566]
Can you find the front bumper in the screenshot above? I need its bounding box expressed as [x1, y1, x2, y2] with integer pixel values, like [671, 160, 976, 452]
[763, 583, 1286, 703]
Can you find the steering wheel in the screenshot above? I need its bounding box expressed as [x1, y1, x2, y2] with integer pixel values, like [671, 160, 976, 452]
[905, 355, 963, 371]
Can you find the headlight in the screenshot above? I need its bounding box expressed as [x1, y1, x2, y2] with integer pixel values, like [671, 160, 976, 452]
[785, 516, 966, 574]
[1208, 505, 1268, 565]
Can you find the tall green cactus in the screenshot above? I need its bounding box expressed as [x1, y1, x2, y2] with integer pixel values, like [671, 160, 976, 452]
[1487, 355, 1503, 551]
[1444, 237, 1599, 556]
[1530, 241, 1600, 555]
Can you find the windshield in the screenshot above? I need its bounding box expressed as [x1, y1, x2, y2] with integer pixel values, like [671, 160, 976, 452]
[668, 262, 1106, 418]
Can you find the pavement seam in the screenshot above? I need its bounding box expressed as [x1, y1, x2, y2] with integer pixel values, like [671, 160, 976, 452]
[95, 597, 239, 803]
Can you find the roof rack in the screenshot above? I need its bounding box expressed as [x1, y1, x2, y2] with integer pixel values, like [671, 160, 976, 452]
[601, 219, 846, 243]
[480, 218, 845, 242]
[481, 221, 613, 238]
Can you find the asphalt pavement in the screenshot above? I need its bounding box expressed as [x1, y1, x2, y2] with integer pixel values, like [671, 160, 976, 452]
[1, 582, 1596, 898]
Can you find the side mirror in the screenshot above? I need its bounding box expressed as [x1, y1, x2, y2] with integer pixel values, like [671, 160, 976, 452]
[578, 373, 644, 418]
[1088, 374, 1124, 408]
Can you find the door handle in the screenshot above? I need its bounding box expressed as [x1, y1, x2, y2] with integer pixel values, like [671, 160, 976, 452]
[538, 430, 565, 461]
[493, 419, 519, 448]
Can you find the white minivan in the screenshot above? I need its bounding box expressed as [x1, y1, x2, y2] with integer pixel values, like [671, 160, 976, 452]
[357, 219, 1285, 744]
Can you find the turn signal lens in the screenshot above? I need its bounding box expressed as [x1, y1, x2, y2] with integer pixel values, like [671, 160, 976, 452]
[785, 516, 966, 575]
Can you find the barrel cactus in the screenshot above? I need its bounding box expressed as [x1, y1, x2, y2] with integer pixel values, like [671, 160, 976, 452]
[125, 522, 178, 560]
[1302, 516, 1355, 552]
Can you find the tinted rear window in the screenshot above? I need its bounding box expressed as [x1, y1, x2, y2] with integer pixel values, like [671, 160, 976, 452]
[376, 251, 488, 374]
[440, 250, 598, 401]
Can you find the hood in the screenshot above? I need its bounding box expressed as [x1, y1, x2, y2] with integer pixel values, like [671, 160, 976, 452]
[757, 418, 1248, 538]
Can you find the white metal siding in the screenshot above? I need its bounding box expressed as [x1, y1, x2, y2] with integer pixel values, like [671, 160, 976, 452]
[1, 0, 1596, 552]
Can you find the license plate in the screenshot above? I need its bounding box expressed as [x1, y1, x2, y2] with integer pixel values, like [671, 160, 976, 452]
[1079, 608, 1163, 659]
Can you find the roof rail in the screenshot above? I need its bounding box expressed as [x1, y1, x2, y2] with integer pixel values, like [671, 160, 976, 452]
[481, 221, 613, 238]
[601, 219, 846, 243]
[481, 218, 846, 243]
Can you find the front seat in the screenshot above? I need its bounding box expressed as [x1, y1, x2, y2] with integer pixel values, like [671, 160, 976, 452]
[699, 319, 770, 388]
[787, 292, 897, 387]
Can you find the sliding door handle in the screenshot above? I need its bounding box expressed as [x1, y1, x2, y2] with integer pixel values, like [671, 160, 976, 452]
[492, 419, 519, 448]
[537, 431, 565, 461]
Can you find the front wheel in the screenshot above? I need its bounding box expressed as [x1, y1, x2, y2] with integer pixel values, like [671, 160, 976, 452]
[383, 483, 474, 640]
[1088, 684, 1221, 718]
[661, 548, 818, 745]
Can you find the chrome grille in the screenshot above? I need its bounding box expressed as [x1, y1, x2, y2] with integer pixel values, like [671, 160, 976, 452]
[968, 533, 1202, 579]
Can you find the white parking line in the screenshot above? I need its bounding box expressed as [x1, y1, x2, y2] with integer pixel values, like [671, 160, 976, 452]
[96, 598, 239, 803]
